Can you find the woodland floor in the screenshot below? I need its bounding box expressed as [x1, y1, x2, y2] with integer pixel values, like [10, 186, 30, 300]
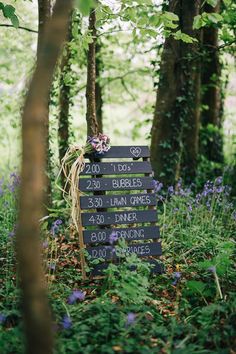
[0, 174, 236, 354]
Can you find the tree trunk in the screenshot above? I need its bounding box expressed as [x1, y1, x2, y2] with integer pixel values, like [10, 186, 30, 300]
[37, 0, 52, 208]
[200, 0, 223, 163]
[150, 0, 201, 186]
[58, 14, 73, 189]
[16, 1, 72, 353]
[95, 41, 103, 133]
[86, 9, 99, 137]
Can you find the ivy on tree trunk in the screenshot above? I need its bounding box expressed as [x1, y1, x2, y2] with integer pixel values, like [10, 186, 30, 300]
[200, 0, 224, 164]
[95, 41, 103, 133]
[86, 9, 99, 137]
[150, 0, 201, 186]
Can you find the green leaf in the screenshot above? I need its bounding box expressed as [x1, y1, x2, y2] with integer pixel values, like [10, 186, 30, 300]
[205, 0, 218, 7]
[193, 14, 206, 29]
[207, 12, 222, 23]
[10, 14, 19, 28]
[3, 4, 15, 18]
[163, 11, 179, 22]
[75, 0, 96, 16]
[173, 30, 198, 43]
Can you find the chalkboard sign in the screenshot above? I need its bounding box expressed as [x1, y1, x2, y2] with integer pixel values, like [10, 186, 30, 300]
[79, 145, 162, 277]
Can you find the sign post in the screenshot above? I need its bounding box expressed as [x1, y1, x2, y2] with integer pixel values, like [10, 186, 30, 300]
[79, 146, 162, 278]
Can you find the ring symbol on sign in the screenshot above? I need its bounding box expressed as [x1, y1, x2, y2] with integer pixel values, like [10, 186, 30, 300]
[130, 147, 141, 158]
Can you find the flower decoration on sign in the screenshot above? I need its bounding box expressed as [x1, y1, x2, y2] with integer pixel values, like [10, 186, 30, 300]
[56, 133, 111, 280]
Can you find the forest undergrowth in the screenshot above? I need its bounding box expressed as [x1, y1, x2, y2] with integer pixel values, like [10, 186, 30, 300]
[0, 172, 236, 354]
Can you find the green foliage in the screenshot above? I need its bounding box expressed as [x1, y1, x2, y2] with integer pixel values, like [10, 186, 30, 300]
[193, 12, 223, 29]
[0, 2, 19, 28]
[75, 0, 96, 16]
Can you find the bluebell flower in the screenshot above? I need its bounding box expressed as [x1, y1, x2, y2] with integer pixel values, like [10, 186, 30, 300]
[153, 180, 163, 193]
[208, 266, 216, 273]
[168, 186, 174, 195]
[109, 231, 119, 245]
[51, 219, 62, 237]
[126, 312, 136, 326]
[0, 178, 4, 197]
[8, 172, 20, 193]
[232, 211, 236, 221]
[61, 315, 72, 329]
[42, 241, 49, 248]
[172, 272, 181, 286]
[0, 314, 6, 324]
[67, 290, 85, 304]
[215, 176, 223, 186]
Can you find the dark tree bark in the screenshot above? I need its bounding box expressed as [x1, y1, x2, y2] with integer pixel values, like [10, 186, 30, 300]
[16, 1, 73, 353]
[200, 0, 224, 163]
[58, 14, 73, 188]
[150, 0, 201, 186]
[86, 9, 99, 137]
[37, 0, 51, 56]
[95, 41, 103, 133]
[37, 0, 52, 208]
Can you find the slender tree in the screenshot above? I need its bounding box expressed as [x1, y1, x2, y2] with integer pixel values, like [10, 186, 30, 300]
[86, 8, 99, 137]
[16, 1, 72, 353]
[150, 0, 201, 185]
[58, 13, 73, 188]
[37, 0, 52, 207]
[200, 0, 224, 164]
[95, 40, 103, 133]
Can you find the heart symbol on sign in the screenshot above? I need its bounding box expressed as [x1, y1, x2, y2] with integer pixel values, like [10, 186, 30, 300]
[130, 147, 141, 158]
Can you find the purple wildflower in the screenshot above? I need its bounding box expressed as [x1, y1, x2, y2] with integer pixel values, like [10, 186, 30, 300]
[172, 272, 181, 286]
[8, 172, 20, 193]
[208, 266, 216, 273]
[126, 312, 136, 326]
[109, 231, 119, 245]
[0, 178, 4, 197]
[232, 211, 236, 221]
[8, 224, 16, 239]
[67, 290, 85, 304]
[0, 314, 6, 324]
[215, 176, 223, 186]
[61, 315, 72, 329]
[42, 241, 49, 248]
[51, 219, 62, 237]
[168, 186, 174, 195]
[153, 180, 163, 193]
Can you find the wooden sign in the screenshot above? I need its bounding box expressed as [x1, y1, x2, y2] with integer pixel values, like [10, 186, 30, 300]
[83, 226, 160, 244]
[79, 145, 162, 277]
[85, 146, 150, 159]
[87, 242, 162, 260]
[80, 193, 156, 209]
[81, 161, 153, 175]
[79, 177, 154, 192]
[82, 210, 157, 226]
